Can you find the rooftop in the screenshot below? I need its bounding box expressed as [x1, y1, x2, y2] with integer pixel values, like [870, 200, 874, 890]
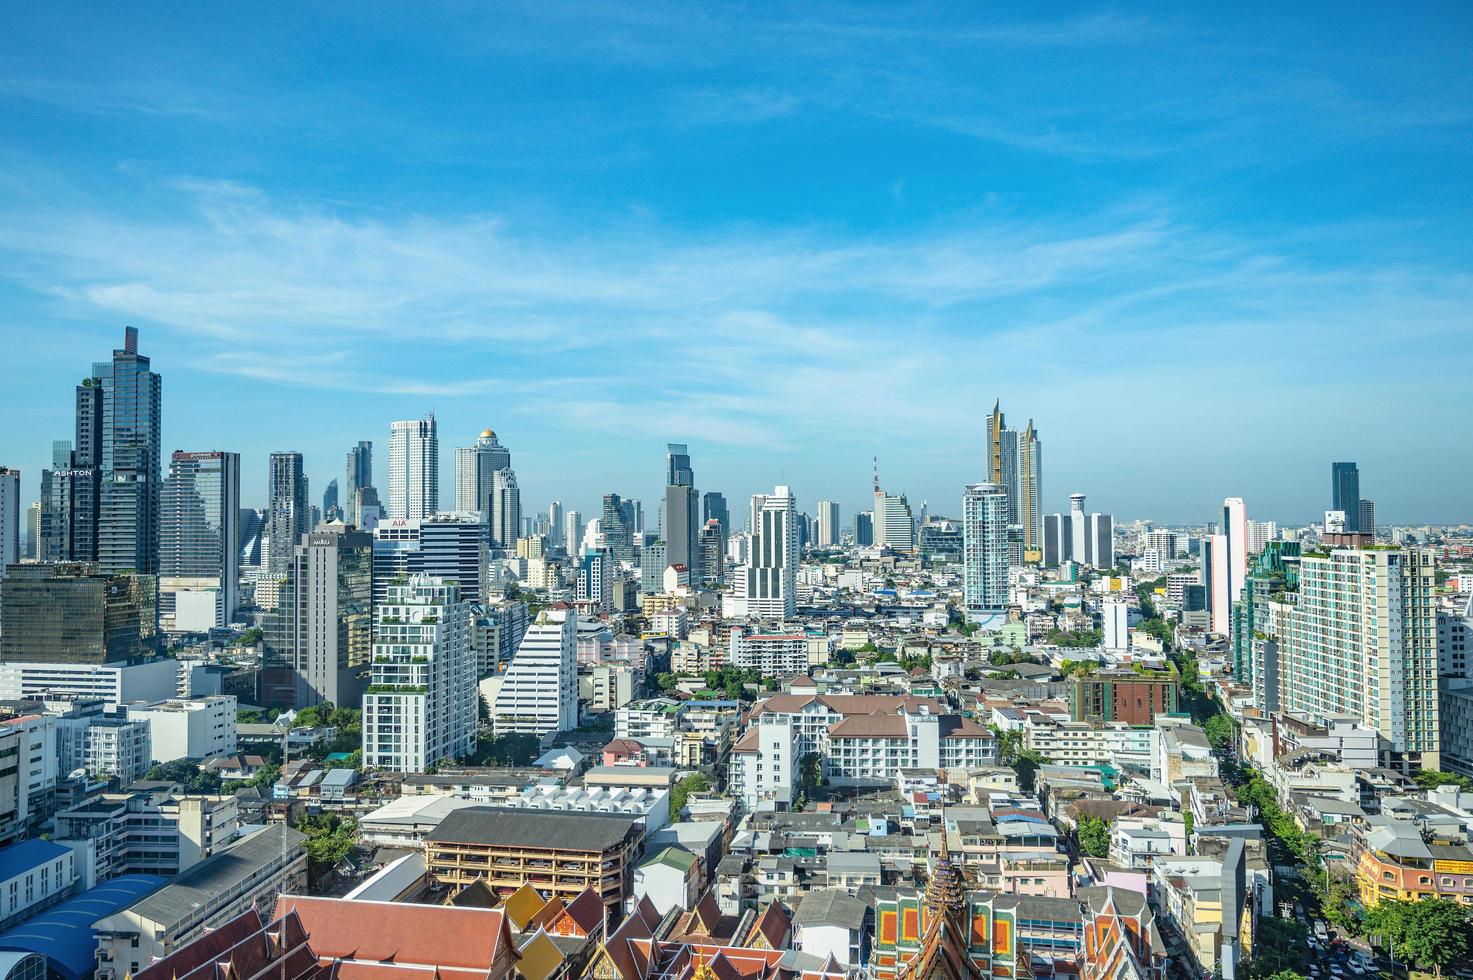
[425, 806, 640, 852]
[115, 825, 305, 928]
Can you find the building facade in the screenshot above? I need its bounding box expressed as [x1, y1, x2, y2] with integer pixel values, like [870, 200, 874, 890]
[388, 415, 439, 520]
[491, 607, 578, 736]
[362, 575, 476, 772]
[159, 451, 239, 633]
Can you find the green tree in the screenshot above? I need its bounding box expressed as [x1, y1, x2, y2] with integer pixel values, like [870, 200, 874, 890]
[144, 760, 223, 794]
[1370, 898, 1472, 977]
[1204, 714, 1237, 753]
[469, 732, 540, 766]
[244, 763, 280, 789]
[234, 626, 264, 646]
[1077, 815, 1110, 858]
[1059, 659, 1098, 678]
[298, 813, 357, 883]
[1011, 748, 1049, 793]
[668, 772, 711, 819]
[1411, 770, 1473, 793]
[656, 672, 679, 692]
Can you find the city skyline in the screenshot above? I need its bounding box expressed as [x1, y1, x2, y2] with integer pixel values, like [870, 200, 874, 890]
[3, 6, 1472, 523]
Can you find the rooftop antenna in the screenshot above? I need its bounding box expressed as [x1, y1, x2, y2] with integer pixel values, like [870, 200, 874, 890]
[873, 456, 880, 495]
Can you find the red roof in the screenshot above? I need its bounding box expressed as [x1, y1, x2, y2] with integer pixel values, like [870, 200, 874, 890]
[275, 896, 508, 972]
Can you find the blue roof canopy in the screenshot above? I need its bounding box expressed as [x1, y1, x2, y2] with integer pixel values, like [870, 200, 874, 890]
[0, 874, 166, 980]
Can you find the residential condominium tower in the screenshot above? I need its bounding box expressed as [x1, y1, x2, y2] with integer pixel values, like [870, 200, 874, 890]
[362, 574, 476, 772]
[816, 500, 841, 548]
[388, 416, 438, 520]
[266, 452, 309, 582]
[491, 606, 578, 735]
[1268, 547, 1440, 770]
[745, 486, 798, 619]
[159, 451, 240, 632]
[962, 483, 1010, 627]
[265, 524, 374, 709]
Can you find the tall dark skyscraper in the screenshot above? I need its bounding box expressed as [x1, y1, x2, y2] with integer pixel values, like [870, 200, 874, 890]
[661, 443, 699, 571]
[345, 440, 373, 526]
[1332, 462, 1360, 532]
[94, 327, 163, 574]
[323, 479, 340, 521]
[703, 491, 728, 534]
[267, 452, 310, 580]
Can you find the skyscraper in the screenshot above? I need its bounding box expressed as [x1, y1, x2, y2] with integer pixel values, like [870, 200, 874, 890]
[816, 500, 841, 548]
[1358, 499, 1376, 538]
[601, 493, 635, 565]
[1204, 533, 1231, 636]
[322, 479, 340, 522]
[266, 452, 309, 582]
[159, 451, 240, 632]
[745, 486, 797, 619]
[454, 429, 511, 515]
[662, 444, 699, 571]
[547, 501, 564, 547]
[1271, 548, 1439, 770]
[1018, 421, 1042, 561]
[873, 489, 915, 553]
[1331, 462, 1360, 532]
[699, 519, 726, 585]
[345, 441, 373, 526]
[24, 502, 40, 561]
[985, 401, 1045, 563]
[371, 512, 490, 605]
[0, 467, 18, 574]
[94, 327, 163, 575]
[1222, 497, 1248, 604]
[563, 510, 583, 556]
[1040, 493, 1114, 568]
[703, 492, 729, 535]
[854, 511, 874, 546]
[388, 416, 438, 520]
[362, 574, 475, 770]
[962, 483, 1009, 627]
[489, 467, 521, 551]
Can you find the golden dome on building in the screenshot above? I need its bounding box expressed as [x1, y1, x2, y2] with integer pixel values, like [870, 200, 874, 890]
[481, 428, 495, 439]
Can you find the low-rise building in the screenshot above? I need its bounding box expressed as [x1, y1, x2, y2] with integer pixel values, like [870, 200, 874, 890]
[92, 824, 307, 980]
[424, 806, 642, 917]
[123, 696, 236, 765]
[0, 840, 77, 930]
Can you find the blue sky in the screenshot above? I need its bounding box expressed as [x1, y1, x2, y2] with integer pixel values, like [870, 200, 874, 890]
[2, 3, 1471, 526]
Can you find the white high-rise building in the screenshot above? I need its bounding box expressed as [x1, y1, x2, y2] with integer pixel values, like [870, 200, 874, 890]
[563, 510, 582, 556]
[1040, 492, 1114, 569]
[159, 452, 240, 633]
[1205, 533, 1231, 636]
[1246, 520, 1278, 554]
[745, 486, 797, 619]
[489, 468, 520, 550]
[361, 575, 475, 773]
[387, 416, 438, 521]
[962, 483, 1009, 627]
[1103, 599, 1131, 652]
[577, 547, 613, 612]
[1069, 493, 1088, 561]
[548, 501, 564, 547]
[1223, 497, 1248, 604]
[873, 489, 915, 553]
[816, 500, 841, 548]
[492, 607, 578, 735]
[453, 429, 510, 515]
